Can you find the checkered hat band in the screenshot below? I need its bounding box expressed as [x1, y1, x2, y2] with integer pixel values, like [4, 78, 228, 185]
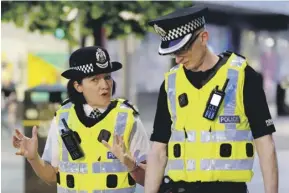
[71, 63, 94, 74]
[161, 16, 205, 41]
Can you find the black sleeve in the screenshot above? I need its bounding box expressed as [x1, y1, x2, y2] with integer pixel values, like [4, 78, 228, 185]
[150, 81, 172, 144]
[243, 66, 276, 139]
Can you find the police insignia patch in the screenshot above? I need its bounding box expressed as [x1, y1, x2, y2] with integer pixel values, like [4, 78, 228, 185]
[95, 48, 108, 68]
[154, 24, 167, 37]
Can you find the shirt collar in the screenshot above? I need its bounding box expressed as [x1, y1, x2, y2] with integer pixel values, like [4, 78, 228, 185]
[83, 104, 106, 117]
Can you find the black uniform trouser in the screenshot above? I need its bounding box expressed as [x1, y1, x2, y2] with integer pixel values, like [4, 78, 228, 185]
[158, 181, 248, 193]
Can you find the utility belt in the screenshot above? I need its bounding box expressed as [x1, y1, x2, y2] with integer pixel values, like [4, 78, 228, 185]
[158, 176, 248, 193]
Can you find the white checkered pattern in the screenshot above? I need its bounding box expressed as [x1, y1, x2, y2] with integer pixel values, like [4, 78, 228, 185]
[71, 63, 94, 74]
[89, 109, 102, 119]
[160, 16, 205, 41]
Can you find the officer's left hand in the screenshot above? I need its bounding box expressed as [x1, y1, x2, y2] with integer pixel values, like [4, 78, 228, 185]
[102, 135, 127, 163]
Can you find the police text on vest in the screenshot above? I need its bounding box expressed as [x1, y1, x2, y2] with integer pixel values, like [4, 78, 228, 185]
[107, 152, 117, 159]
[219, 116, 241, 123]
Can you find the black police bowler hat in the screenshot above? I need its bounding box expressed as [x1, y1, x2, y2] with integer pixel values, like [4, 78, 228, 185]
[148, 5, 208, 55]
[61, 46, 122, 79]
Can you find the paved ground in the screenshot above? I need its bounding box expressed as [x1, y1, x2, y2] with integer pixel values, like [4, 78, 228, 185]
[1, 93, 288, 193]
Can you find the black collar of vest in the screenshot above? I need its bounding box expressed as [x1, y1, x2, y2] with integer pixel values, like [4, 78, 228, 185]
[199, 53, 229, 87]
[74, 100, 118, 128]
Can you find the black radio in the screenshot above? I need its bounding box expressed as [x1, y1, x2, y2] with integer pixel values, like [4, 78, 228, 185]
[203, 79, 229, 121]
[60, 119, 84, 160]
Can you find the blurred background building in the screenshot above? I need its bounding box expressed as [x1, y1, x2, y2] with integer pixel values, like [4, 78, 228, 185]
[1, 1, 289, 193]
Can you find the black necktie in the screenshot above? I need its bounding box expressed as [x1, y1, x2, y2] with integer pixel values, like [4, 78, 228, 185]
[89, 109, 102, 119]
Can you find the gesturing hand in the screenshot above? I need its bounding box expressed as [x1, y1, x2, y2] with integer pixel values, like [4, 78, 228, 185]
[12, 126, 39, 161]
[101, 135, 127, 163]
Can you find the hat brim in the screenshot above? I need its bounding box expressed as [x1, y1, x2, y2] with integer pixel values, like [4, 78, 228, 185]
[61, 62, 122, 79]
[158, 33, 193, 55]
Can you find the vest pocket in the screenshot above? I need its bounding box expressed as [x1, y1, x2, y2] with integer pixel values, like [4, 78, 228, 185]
[173, 144, 181, 158]
[107, 174, 118, 188]
[220, 143, 232, 157]
[246, 143, 254, 157]
[66, 174, 74, 188]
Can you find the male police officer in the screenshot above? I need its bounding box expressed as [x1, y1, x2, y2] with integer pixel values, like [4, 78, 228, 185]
[145, 6, 278, 193]
[13, 46, 149, 192]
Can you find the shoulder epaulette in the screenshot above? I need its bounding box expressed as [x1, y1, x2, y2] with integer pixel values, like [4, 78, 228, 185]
[61, 98, 71, 106]
[223, 50, 246, 59]
[117, 98, 139, 116]
[169, 65, 180, 72]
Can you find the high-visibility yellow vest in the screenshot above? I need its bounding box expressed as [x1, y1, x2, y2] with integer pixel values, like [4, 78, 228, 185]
[164, 53, 255, 183]
[55, 99, 137, 193]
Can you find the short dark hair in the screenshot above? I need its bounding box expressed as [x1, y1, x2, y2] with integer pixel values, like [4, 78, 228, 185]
[67, 78, 116, 105]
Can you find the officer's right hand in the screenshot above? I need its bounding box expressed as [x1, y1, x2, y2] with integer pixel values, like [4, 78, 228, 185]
[12, 126, 39, 161]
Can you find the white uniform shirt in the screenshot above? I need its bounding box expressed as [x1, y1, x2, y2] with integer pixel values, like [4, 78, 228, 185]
[42, 104, 151, 167]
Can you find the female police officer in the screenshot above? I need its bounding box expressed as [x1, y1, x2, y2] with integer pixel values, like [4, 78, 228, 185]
[12, 46, 149, 193]
[145, 5, 278, 193]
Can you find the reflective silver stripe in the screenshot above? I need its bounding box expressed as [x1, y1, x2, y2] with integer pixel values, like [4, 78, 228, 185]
[59, 162, 88, 173]
[92, 160, 127, 173]
[170, 65, 180, 72]
[165, 159, 196, 172]
[166, 159, 253, 172]
[57, 186, 88, 193]
[136, 153, 147, 165]
[61, 145, 69, 162]
[223, 65, 239, 130]
[170, 130, 185, 142]
[132, 149, 147, 165]
[114, 112, 128, 136]
[58, 112, 69, 162]
[224, 69, 238, 115]
[201, 130, 253, 142]
[93, 187, 135, 193]
[186, 159, 196, 171]
[62, 102, 73, 109]
[167, 72, 177, 128]
[231, 57, 245, 67]
[58, 112, 69, 131]
[57, 186, 76, 193]
[201, 159, 254, 170]
[187, 131, 196, 142]
[166, 159, 184, 170]
[120, 103, 128, 109]
[170, 130, 195, 142]
[128, 120, 137, 147]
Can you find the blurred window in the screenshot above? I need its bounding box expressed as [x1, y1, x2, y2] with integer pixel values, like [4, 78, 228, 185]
[31, 92, 50, 103]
